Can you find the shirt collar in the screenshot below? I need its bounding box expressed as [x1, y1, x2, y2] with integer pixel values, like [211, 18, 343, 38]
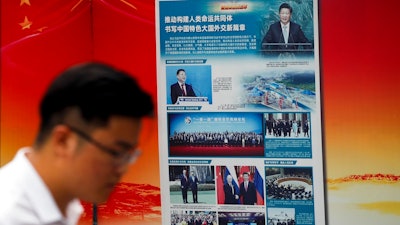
[280, 22, 290, 29]
[18, 147, 83, 225]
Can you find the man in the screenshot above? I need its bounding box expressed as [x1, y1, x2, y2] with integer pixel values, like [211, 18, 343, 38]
[303, 120, 310, 137]
[223, 174, 239, 204]
[180, 169, 190, 203]
[0, 62, 153, 224]
[268, 219, 275, 225]
[189, 171, 199, 203]
[239, 172, 257, 205]
[261, 3, 311, 52]
[170, 69, 196, 104]
[195, 216, 202, 225]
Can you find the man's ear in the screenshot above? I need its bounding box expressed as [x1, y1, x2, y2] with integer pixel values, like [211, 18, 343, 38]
[50, 125, 78, 157]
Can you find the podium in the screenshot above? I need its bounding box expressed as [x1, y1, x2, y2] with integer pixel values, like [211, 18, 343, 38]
[176, 96, 209, 105]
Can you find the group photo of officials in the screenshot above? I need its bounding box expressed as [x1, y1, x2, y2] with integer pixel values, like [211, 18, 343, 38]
[267, 208, 296, 225]
[265, 167, 313, 201]
[170, 210, 217, 225]
[168, 113, 265, 157]
[169, 166, 216, 204]
[169, 131, 264, 148]
[260, 1, 314, 58]
[264, 113, 310, 138]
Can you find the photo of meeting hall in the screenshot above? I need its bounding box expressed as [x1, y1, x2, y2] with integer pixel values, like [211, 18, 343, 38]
[218, 212, 265, 225]
[265, 167, 313, 201]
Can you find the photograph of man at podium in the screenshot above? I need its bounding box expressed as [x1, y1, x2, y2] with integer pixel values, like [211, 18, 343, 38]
[260, 2, 313, 57]
[166, 65, 212, 105]
[170, 69, 196, 104]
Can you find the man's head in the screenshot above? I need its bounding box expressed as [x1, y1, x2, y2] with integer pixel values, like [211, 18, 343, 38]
[36, 62, 153, 142]
[176, 68, 187, 83]
[34, 62, 153, 203]
[279, 3, 292, 25]
[226, 175, 233, 184]
[243, 172, 250, 181]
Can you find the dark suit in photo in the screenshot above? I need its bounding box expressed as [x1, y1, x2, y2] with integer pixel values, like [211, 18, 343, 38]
[180, 174, 190, 203]
[189, 175, 199, 203]
[240, 181, 257, 205]
[170, 82, 196, 104]
[261, 21, 311, 51]
[223, 183, 238, 204]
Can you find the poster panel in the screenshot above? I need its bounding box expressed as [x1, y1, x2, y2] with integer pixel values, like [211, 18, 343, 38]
[156, 0, 325, 224]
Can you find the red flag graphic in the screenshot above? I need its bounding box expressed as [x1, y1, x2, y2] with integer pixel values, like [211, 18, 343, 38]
[216, 166, 225, 204]
[238, 165, 251, 184]
[1, 0, 90, 47]
[1, 1, 160, 224]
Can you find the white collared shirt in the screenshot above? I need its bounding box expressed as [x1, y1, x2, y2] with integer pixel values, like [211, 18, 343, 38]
[280, 22, 290, 31]
[178, 81, 187, 95]
[281, 22, 290, 43]
[0, 147, 83, 225]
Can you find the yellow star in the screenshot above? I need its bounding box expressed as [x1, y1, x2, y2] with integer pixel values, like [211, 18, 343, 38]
[20, 0, 31, 6]
[19, 16, 33, 30]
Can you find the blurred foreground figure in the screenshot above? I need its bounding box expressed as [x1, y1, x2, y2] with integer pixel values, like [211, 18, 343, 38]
[0, 62, 153, 225]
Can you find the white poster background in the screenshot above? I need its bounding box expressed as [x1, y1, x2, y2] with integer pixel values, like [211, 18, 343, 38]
[156, 1, 325, 224]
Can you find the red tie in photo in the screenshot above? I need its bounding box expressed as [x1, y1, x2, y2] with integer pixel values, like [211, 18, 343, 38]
[181, 84, 186, 96]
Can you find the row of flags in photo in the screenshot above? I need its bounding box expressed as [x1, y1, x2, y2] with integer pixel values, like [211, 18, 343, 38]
[216, 165, 264, 205]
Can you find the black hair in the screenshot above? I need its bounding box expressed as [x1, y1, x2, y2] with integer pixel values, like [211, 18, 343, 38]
[36, 62, 153, 144]
[176, 68, 185, 75]
[279, 3, 292, 13]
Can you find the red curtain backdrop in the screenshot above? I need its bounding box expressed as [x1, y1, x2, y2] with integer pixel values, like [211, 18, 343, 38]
[1, 0, 93, 164]
[1, 0, 160, 224]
